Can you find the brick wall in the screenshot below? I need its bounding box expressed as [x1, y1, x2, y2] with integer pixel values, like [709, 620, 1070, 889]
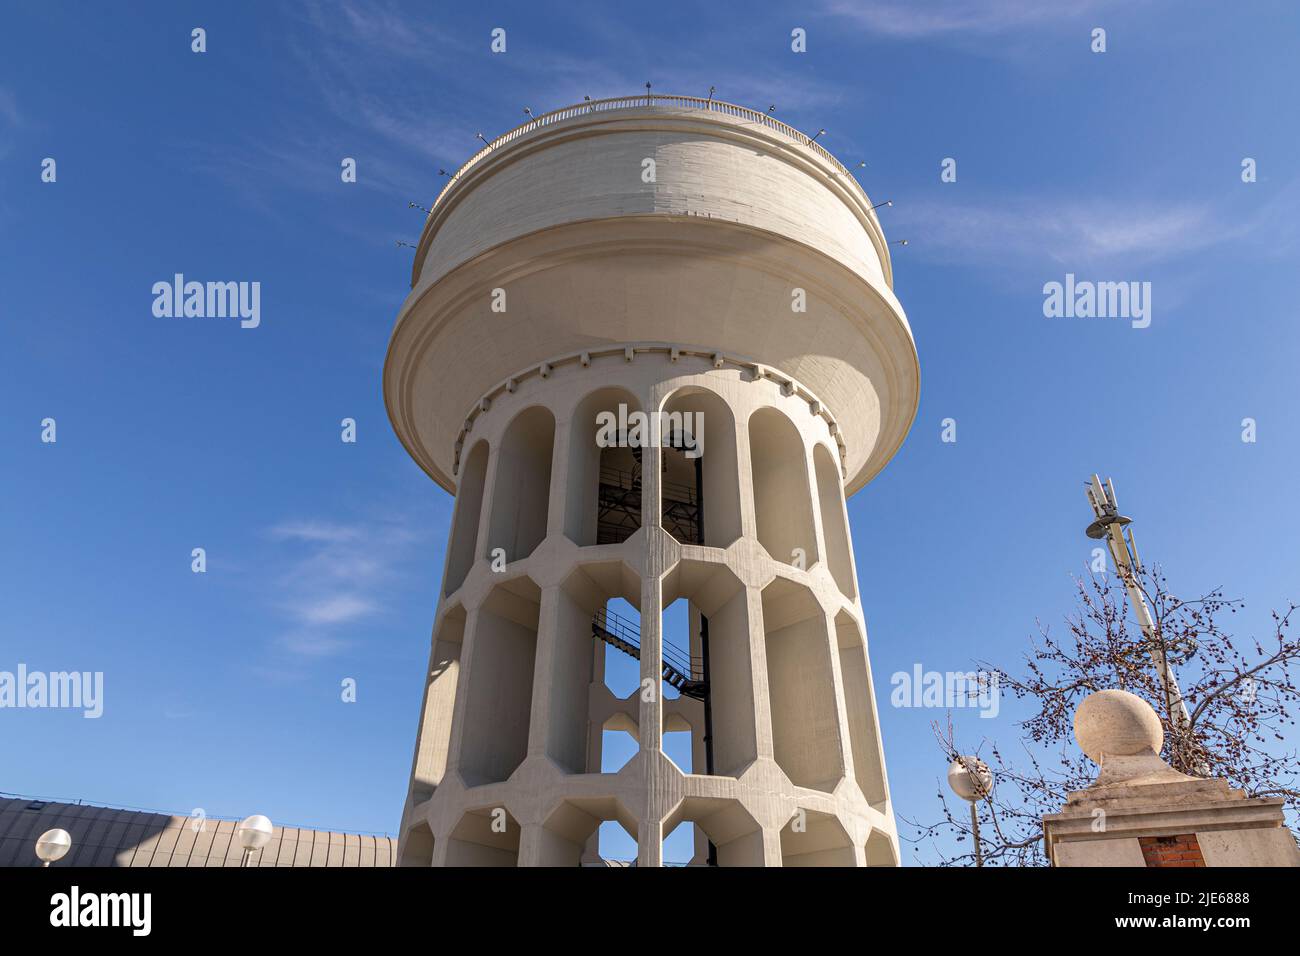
[1139, 834, 1206, 867]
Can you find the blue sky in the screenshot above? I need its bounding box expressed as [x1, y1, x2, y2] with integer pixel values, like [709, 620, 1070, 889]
[2, 2, 1298, 865]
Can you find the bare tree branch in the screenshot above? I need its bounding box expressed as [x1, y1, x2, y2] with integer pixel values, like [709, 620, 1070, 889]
[904, 567, 1300, 866]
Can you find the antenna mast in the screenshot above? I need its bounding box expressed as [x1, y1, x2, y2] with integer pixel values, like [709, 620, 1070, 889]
[1084, 474, 1193, 738]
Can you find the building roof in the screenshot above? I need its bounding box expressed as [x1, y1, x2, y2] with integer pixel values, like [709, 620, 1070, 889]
[0, 795, 396, 867]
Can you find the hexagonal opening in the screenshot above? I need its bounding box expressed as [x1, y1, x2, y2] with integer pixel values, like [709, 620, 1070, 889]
[600, 717, 638, 774]
[865, 828, 898, 866]
[660, 820, 701, 866]
[662, 558, 756, 778]
[661, 597, 704, 776]
[540, 797, 639, 867]
[813, 443, 856, 600]
[761, 577, 845, 793]
[597, 821, 639, 864]
[445, 806, 520, 867]
[781, 809, 856, 866]
[659, 597, 695, 703]
[836, 609, 887, 809]
[410, 603, 465, 804]
[398, 820, 434, 868]
[599, 598, 643, 700]
[557, 561, 641, 774]
[665, 796, 763, 867]
[458, 576, 540, 787]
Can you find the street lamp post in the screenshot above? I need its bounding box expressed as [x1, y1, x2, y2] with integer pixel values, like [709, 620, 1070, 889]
[236, 814, 273, 867]
[947, 756, 993, 867]
[35, 828, 72, 867]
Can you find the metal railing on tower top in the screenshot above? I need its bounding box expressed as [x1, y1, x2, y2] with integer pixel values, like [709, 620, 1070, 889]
[425, 94, 881, 229]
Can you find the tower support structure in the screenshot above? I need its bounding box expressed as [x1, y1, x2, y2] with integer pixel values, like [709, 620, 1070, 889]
[384, 95, 919, 866]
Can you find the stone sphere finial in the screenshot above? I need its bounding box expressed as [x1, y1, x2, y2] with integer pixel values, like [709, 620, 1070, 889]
[1074, 689, 1163, 765]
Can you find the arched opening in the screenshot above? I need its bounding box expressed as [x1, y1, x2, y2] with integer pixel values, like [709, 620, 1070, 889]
[660, 438, 702, 545]
[486, 407, 554, 564]
[445, 440, 488, 595]
[661, 388, 742, 548]
[565, 388, 643, 547]
[748, 408, 818, 569]
[814, 444, 856, 600]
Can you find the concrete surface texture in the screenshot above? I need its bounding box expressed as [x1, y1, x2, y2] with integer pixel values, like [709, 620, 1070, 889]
[1044, 690, 1300, 867]
[386, 96, 918, 866]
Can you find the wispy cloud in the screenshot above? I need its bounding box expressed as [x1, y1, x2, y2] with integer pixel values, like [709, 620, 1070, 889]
[184, 2, 470, 217]
[821, 0, 1128, 39]
[894, 196, 1222, 268]
[269, 520, 365, 544]
[293, 593, 376, 626]
[275, 632, 355, 658]
[260, 512, 430, 660]
[176, 0, 855, 241]
[892, 172, 1300, 270]
[301, 0, 455, 61]
[287, 1, 467, 164]
[290, 1, 844, 163]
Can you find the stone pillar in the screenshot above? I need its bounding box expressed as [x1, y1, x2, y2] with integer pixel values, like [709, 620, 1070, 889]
[1043, 689, 1299, 867]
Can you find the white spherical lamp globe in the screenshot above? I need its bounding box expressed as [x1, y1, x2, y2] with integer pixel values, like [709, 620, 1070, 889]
[947, 756, 993, 802]
[236, 814, 274, 851]
[35, 828, 72, 865]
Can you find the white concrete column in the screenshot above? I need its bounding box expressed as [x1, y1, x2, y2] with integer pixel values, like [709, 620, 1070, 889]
[637, 817, 663, 868]
[524, 584, 563, 758]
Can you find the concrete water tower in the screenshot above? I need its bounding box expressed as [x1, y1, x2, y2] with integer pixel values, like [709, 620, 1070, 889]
[386, 94, 918, 866]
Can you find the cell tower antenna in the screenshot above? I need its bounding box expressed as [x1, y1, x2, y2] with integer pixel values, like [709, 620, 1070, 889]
[1084, 473, 1193, 740]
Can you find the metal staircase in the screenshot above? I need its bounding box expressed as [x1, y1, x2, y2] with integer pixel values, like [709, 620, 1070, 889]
[591, 605, 720, 866]
[591, 607, 709, 701]
[596, 443, 703, 546]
